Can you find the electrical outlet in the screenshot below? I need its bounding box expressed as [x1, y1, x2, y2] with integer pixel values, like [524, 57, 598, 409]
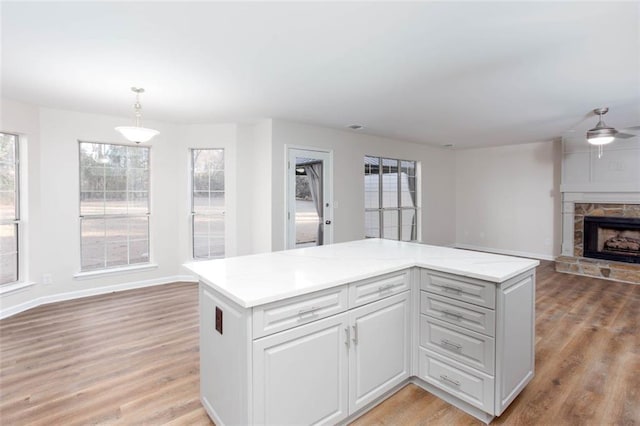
[42, 274, 53, 285]
[215, 307, 223, 335]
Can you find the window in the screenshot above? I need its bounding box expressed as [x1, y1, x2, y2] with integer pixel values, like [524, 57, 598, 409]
[191, 149, 225, 259]
[364, 156, 418, 241]
[79, 142, 150, 271]
[1, 133, 20, 284]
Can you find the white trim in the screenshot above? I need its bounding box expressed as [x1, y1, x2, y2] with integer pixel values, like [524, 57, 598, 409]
[0, 274, 198, 320]
[74, 263, 159, 280]
[453, 243, 555, 261]
[0, 280, 36, 295]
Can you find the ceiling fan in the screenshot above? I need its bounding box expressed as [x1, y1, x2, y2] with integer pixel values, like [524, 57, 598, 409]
[586, 107, 639, 158]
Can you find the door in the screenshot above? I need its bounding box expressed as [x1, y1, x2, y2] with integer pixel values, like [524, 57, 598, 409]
[348, 292, 411, 413]
[253, 313, 349, 425]
[287, 147, 333, 249]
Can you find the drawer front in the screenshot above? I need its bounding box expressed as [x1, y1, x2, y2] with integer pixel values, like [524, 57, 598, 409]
[418, 348, 494, 414]
[349, 269, 410, 308]
[420, 315, 495, 374]
[421, 292, 496, 337]
[252, 286, 348, 338]
[421, 270, 495, 308]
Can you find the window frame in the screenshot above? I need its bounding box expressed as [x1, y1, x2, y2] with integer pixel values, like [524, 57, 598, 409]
[0, 132, 20, 285]
[78, 140, 151, 272]
[190, 148, 225, 260]
[364, 155, 419, 241]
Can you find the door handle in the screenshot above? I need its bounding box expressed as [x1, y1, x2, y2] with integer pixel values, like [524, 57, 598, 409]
[325, 220, 332, 225]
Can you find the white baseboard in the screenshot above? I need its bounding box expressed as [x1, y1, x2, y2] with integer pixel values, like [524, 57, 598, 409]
[453, 243, 556, 261]
[0, 274, 198, 320]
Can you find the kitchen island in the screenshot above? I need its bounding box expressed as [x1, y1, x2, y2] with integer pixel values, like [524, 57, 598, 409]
[184, 239, 539, 425]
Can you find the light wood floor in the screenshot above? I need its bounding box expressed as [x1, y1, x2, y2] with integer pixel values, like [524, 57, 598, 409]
[1, 262, 639, 425]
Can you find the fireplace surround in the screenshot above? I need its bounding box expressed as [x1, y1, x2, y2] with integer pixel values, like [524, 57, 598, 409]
[556, 202, 640, 283]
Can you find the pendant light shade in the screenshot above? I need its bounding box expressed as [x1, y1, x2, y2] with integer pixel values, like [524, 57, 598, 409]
[115, 87, 159, 144]
[586, 108, 617, 146]
[115, 126, 159, 144]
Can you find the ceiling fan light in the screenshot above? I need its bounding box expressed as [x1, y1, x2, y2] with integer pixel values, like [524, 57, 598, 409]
[587, 135, 615, 145]
[587, 127, 617, 145]
[115, 126, 160, 144]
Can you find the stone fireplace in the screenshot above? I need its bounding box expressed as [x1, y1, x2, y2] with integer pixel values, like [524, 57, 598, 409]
[556, 202, 640, 283]
[558, 136, 640, 284]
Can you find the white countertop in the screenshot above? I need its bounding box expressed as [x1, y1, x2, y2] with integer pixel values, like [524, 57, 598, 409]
[183, 239, 539, 308]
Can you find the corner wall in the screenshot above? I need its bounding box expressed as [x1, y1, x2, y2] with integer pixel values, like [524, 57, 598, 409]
[454, 140, 562, 260]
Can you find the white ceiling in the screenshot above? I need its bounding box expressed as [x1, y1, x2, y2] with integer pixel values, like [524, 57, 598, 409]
[2, 2, 639, 148]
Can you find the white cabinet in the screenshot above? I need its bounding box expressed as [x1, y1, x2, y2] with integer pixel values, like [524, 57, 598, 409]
[417, 268, 535, 421]
[349, 292, 410, 412]
[253, 290, 411, 425]
[197, 263, 535, 425]
[253, 313, 350, 425]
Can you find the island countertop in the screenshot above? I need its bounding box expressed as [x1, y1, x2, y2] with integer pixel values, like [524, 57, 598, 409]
[183, 239, 539, 308]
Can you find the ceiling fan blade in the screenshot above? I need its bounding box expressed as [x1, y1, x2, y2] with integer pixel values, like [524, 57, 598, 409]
[615, 132, 636, 139]
[618, 125, 640, 132]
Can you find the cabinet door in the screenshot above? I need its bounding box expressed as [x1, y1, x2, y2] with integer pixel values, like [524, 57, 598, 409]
[253, 313, 349, 425]
[349, 292, 411, 413]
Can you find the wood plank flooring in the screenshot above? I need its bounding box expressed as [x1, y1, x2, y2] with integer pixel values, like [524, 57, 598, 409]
[1, 262, 639, 425]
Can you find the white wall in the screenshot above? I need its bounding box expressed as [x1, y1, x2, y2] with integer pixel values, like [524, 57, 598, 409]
[270, 120, 457, 251]
[455, 140, 562, 260]
[236, 120, 273, 255]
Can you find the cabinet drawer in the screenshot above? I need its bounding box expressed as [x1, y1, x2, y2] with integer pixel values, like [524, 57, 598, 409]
[253, 286, 348, 338]
[349, 269, 410, 308]
[421, 270, 495, 308]
[421, 292, 495, 337]
[420, 315, 495, 374]
[418, 348, 494, 414]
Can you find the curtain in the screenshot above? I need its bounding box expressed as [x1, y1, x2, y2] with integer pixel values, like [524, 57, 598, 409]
[304, 163, 323, 245]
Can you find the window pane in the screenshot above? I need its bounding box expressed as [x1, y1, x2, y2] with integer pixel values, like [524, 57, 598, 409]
[365, 210, 380, 238]
[81, 166, 105, 192]
[127, 168, 148, 191]
[104, 191, 128, 215]
[0, 134, 17, 222]
[0, 134, 17, 164]
[210, 170, 224, 191]
[130, 239, 149, 264]
[0, 253, 18, 284]
[128, 192, 149, 215]
[383, 210, 399, 240]
[80, 192, 105, 216]
[81, 218, 105, 271]
[79, 142, 150, 271]
[382, 159, 399, 208]
[0, 191, 16, 220]
[193, 214, 224, 258]
[0, 224, 18, 284]
[401, 209, 417, 241]
[400, 160, 416, 208]
[364, 156, 380, 209]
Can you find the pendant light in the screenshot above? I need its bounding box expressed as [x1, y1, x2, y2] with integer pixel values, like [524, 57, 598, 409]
[115, 87, 159, 144]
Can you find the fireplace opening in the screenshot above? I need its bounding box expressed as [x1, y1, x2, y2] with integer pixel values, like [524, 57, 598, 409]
[584, 216, 640, 264]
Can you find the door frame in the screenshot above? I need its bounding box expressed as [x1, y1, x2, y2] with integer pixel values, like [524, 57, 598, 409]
[285, 145, 334, 249]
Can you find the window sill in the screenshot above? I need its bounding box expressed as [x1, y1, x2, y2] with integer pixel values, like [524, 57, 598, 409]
[0, 281, 36, 295]
[74, 263, 159, 280]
